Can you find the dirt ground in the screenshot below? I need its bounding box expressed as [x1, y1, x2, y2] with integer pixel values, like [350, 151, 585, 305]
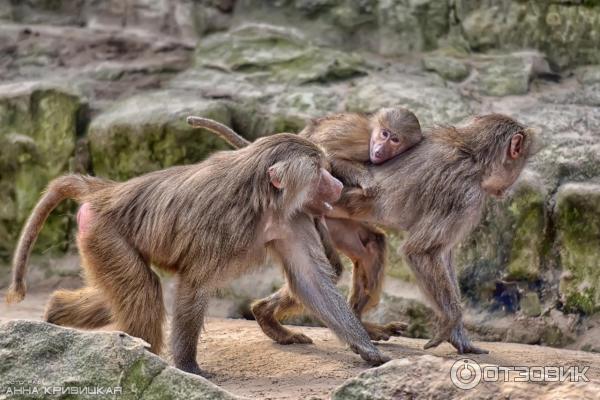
[2, 284, 600, 399]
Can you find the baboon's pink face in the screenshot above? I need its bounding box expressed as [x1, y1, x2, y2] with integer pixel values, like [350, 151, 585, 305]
[481, 132, 528, 197]
[304, 168, 343, 215]
[369, 127, 413, 164]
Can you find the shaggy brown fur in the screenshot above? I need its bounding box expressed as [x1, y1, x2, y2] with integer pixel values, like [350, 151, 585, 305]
[188, 114, 539, 352]
[7, 133, 389, 376]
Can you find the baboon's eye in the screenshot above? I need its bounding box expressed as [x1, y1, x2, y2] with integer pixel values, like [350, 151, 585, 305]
[391, 136, 400, 144]
[381, 130, 390, 138]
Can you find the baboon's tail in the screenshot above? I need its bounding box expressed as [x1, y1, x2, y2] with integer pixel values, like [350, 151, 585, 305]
[6, 174, 111, 304]
[187, 116, 250, 149]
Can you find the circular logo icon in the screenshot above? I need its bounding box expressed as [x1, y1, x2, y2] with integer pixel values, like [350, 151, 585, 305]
[450, 358, 482, 390]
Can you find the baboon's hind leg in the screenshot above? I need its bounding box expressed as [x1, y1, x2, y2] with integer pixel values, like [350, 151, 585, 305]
[81, 227, 165, 354]
[45, 286, 112, 328]
[251, 287, 313, 345]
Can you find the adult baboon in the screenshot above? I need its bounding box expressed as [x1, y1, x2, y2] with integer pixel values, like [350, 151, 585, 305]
[189, 114, 540, 353]
[7, 133, 389, 376]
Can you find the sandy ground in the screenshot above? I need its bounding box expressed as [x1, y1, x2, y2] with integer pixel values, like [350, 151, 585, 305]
[2, 285, 600, 399]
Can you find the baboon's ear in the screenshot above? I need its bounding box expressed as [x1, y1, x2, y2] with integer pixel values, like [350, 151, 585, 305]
[268, 164, 284, 189]
[508, 132, 524, 160]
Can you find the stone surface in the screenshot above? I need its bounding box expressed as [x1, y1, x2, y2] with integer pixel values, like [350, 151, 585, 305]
[457, 171, 549, 308]
[88, 90, 237, 180]
[0, 82, 85, 259]
[555, 182, 600, 315]
[0, 320, 240, 400]
[195, 23, 366, 85]
[422, 54, 470, 82]
[332, 355, 599, 400]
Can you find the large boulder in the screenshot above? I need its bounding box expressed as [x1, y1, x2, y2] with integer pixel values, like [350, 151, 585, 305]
[0, 320, 240, 399]
[459, 0, 600, 68]
[88, 90, 259, 180]
[456, 171, 549, 309]
[195, 24, 366, 85]
[332, 355, 598, 399]
[0, 82, 85, 260]
[555, 182, 600, 315]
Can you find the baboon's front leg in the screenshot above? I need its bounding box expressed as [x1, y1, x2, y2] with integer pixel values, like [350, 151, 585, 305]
[403, 248, 463, 350]
[171, 277, 211, 376]
[270, 214, 389, 366]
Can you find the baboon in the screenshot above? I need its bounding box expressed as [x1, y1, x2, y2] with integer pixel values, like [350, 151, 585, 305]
[189, 114, 540, 353]
[300, 108, 422, 196]
[6, 134, 389, 376]
[189, 107, 423, 197]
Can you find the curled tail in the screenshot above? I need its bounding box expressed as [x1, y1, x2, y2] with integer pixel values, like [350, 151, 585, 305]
[186, 116, 250, 149]
[6, 174, 110, 304]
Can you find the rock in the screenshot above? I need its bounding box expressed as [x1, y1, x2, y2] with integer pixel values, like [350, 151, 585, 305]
[0, 82, 85, 259]
[457, 171, 548, 307]
[195, 23, 366, 85]
[469, 53, 537, 97]
[520, 292, 542, 317]
[365, 293, 434, 339]
[0, 320, 240, 400]
[576, 65, 600, 85]
[460, 1, 600, 68]
[346, 74, 471, 127]
[332, 355, 598, 399]
[422, 54, 470, 82]
[376, 0, 450, 55]
[555, 182, 600, 315]
[88, 90, 241, 180]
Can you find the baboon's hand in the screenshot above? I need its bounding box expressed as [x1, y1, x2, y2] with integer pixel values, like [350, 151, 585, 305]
[360, 182, 380, 198]
[350, 344, 391, 366]
[364, 321, 408, 341]
[449, 335, 489, 354]
[448, 324, 490, 354]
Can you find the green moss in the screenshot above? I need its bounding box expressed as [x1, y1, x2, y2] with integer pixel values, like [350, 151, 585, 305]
[0, 85, 82, 259]
[505, 186, 546, 281]
[89, 92, 234, 180]
[195, 24, 365, 85]
[556, 183, 600, 315]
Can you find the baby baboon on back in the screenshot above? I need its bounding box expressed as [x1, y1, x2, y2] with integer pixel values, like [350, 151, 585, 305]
[300, 107, 422, 195]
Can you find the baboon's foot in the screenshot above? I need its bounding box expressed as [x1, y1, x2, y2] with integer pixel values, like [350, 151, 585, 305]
[177, 360, 214, 378]
[363, 321, 407, 341]
[275, 331, 314, 345]
[449, 333, 489, 354]
[423, 325, 453, 350]
[350, 343, 391, 366]
[251, 301, 313, 345]
[446, 324, 490, 354]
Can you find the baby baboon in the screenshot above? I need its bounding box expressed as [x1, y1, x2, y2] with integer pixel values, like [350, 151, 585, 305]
[300, 108, 422, 195]
[319, 114, 540, 353]
[189, 114, 540, 353]
[189, 107, 423, 197]
[6, 134, 389, 375]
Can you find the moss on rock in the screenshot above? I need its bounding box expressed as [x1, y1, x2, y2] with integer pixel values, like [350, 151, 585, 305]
[88, 91, 239, 180]
[0, 82, 84, 259]
[457, 172, 548, 306]
[195, 23, 366, 85]
[555, 182, 600, 315]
